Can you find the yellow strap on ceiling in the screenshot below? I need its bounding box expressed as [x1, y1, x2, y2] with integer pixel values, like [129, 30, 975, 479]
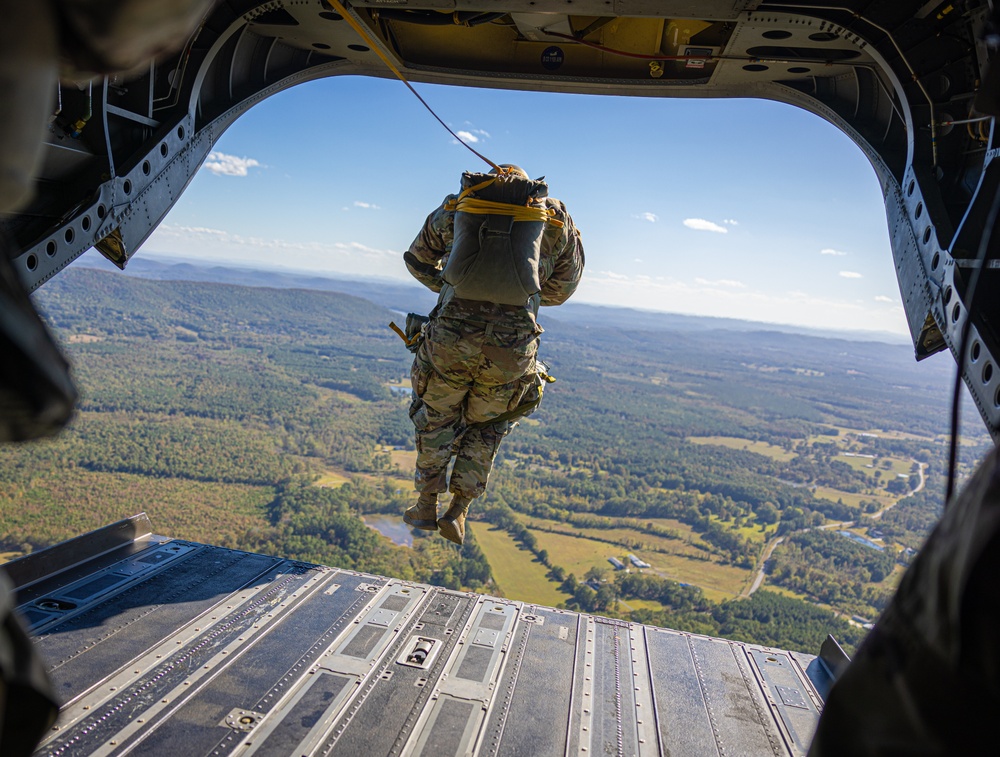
[324, 0, 501, 172]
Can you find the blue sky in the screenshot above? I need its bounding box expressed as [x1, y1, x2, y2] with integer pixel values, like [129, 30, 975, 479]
[141, 74, 905, 336]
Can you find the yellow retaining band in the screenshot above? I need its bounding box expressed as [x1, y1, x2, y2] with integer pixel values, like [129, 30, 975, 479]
[444, 173, 564, 227]
[446, 196, 564, 227]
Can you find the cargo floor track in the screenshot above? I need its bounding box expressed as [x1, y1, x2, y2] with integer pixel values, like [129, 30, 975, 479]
[7, 515, 832, 757]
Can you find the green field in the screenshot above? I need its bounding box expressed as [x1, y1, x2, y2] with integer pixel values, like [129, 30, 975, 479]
[519, 514, 709, 559]
[521, 522, 751, 600]
[389, 449, 417, 473]
[315, 469, 350, 487]
[620, 598, 665, 613]
[708, 514, 776, 544]
[470, 524, 570, 607]
[687, 436, 796, 462]
[812, 486, 895, 511]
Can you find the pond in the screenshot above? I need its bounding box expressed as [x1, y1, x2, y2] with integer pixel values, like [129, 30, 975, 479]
[364, 514, 414, 548]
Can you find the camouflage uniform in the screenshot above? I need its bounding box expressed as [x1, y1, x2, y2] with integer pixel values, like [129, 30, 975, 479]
[405, 192, 584, 500]
[808, 447, 1000, 755]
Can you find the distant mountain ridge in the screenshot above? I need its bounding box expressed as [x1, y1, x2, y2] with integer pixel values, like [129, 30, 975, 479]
[71, 253, 910, 345]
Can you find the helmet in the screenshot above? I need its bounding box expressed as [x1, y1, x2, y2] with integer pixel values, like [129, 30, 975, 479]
[490, 163, 528, 179]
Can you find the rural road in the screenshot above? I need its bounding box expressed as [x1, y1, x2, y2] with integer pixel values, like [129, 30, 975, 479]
[742, 460, 925, 598]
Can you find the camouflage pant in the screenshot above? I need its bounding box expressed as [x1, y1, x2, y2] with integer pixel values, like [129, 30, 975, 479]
[808, 447, 1000, 755]
[410, 300, 540, 499]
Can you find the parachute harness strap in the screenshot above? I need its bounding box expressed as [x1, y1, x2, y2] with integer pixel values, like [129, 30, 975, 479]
[325, 0, 500, 172]
[444, 174, 565, 227]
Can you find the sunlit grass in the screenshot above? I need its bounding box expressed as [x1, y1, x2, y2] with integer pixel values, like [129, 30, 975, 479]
[524, 525, 750, 599]
[707, 513, 775, 544]
[812, 486, 894, 511]
[686, 436, 796, 462]
[519, 514, 709, 558]
[469, 523, 570, 607]
[315, 469, 350, 487]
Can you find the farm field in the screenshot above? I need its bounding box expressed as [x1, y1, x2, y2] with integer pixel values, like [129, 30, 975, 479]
[388, 449, 417, 473]
[315, 469, 350, 487]
[686, 436, 796, 461]
[811, 486, 894, 511]
[469, 523, 570, 608]
[519, 514, 710, 560]
[519, 518, 751, 600]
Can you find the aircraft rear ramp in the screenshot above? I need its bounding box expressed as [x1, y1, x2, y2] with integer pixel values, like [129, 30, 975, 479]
[8, 515, 829, 756]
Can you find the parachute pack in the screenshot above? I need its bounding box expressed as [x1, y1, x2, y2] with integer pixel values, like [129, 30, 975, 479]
[442, 171, 561, 307]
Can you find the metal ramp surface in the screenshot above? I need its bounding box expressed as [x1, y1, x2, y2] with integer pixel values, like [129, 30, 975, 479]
[7, 516, 826, 756]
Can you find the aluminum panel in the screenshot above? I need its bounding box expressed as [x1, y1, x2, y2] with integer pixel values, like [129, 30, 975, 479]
[750, 649, 821, 754]
[645, 629, 721, 755]
[39, 565, 317, 756]
[62, 573, 128, 600]
[130, 571, 374, 756]
[690, 636, 784, 756]
[381, 595, 410, 612]
[590, 619, 639, 757]
[321, 590, 477, 757]
[341, 624, 388, 659]
[37, 550, 282, 699]
[416, 697, 477, 757]
[457, 646, 494, 682]
[492, 608, 577, 757]
[250, 673, 354, 757]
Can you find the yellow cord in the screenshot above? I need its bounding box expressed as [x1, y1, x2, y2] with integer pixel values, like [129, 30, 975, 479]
[446, 196, 564, 227]
[441, 172, 563, 226]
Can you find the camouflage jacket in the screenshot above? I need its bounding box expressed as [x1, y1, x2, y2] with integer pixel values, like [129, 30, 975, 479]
[404, 193, 584, 308]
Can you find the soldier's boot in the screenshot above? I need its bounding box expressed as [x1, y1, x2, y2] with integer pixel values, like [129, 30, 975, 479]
[438, 495, 472, 546]
[403, 492, 439, 531]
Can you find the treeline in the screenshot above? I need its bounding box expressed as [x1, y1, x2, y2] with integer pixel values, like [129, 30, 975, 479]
[236, 478, 493, 592]
[561, 566, 868, 654]
[767, 530, 897, 616]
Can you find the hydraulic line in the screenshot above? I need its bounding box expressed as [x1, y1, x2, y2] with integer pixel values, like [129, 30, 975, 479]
[69, 81, 92, 138]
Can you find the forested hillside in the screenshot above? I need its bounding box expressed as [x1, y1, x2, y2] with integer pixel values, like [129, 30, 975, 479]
[0, 264, 988, 654]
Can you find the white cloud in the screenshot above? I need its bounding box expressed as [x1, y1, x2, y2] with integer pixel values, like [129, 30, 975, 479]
[839, 271, 863, 279]
[143, 224, 405, 280]
[695, 277, 746, 288]
[874, 295, 894, 303]
[202, 151, 261, 177]
[353, 200, 381, 210]
[454, 128, 490, 145]
[723, 219, 739, 226]
[821, 248, 848, 256]
[632, 212, 658, 223]
[683, 218, 728, 234]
